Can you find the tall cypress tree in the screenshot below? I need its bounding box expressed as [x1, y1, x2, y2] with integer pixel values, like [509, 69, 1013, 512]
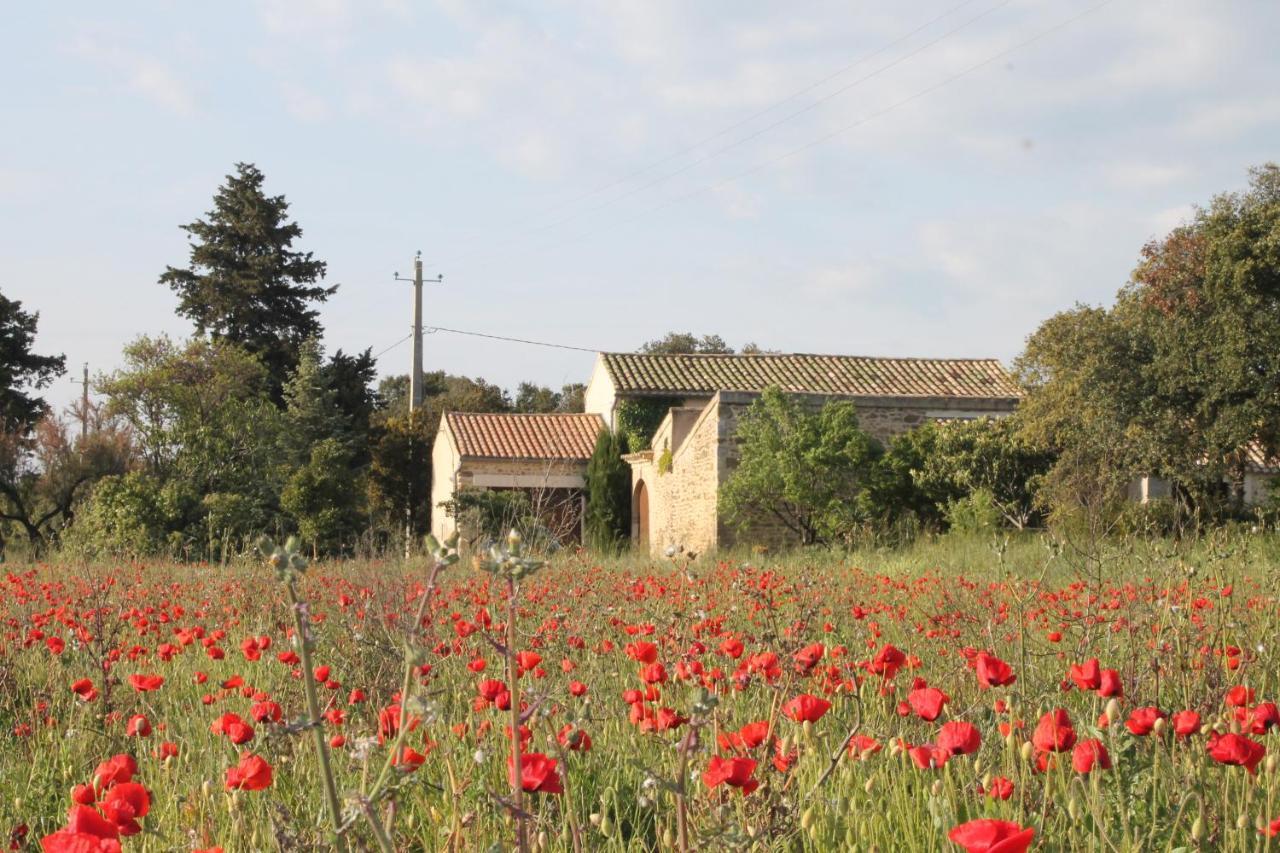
[160, 163, 334, 399]
[584, 428, 631, 552]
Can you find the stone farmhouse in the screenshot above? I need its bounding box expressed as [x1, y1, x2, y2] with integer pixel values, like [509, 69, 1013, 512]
[592, 353, 1021, 554]
[430, 412, 605, 544]
[431, 351, 1022, 552]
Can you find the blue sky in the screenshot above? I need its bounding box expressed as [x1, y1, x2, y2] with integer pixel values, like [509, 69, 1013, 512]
[3, 1, 1278, 412]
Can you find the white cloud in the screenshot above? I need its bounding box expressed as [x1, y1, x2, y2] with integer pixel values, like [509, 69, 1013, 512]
[1102, 161, 1189, 190]
[65, 36, 197, 117]
[279, 82, 332, 122]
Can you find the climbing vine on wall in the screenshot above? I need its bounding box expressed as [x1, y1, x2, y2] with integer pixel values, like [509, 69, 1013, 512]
[615, 397, 680, 453]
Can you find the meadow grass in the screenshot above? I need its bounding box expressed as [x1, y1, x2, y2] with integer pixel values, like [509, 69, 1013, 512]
[8, 531, 1280, 851]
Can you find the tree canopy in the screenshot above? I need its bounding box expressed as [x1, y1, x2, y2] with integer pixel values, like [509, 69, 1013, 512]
[0, 291, 65, 434]
[159, 163, 334, 397]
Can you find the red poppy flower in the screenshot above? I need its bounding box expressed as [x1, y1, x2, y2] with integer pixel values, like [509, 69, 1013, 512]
[983, 776, 1015, 800]
[909, 744, 951, 770]
[869, 644, 906, 678]
[702, 755, 759, 795]
[847, 734, 882, 759]
[92, 755, 136, 791]
[127, 674, 164, 693]
[509, 752, 562, 794]
[225, 754, 273, 791]
[738, 721, 771, 749]
[125, 715, 151, 738]
[210, 713, 255, 745]
[1124, 707, 1165, 736]
[1032, 709, 1077, 753]
[99, 782, 151, 836]
[395, 747, 425, 771]
[907, 686, 948, 722]
[975, 653, 1016, 689]
[782, 694, 831, 723]
[793, 643, 825, 673]
[1248, 702, 1280, 735]
[1098, 669, 1123, 698]
[1171, 710, 1201, 738]
[1207, 732, 1266, 774]
[1072, 738, 1112, 774]
[948, 819, 1035, 853]
[624, 641, 658, 664]
[1068, 659, 1101, 691]
[937, 721, 981, 756]
[1226, 685, 1255, 707]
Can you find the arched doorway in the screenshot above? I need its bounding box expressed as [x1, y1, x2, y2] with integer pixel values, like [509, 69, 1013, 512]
[632, 480, 649, 551]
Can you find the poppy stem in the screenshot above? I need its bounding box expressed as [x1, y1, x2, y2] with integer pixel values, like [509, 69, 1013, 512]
[286, 577, 348, 853]
[507, 575, 529, 853]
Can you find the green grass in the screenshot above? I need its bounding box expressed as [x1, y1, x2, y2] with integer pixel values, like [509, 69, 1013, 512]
[8, 531, 1280, 851]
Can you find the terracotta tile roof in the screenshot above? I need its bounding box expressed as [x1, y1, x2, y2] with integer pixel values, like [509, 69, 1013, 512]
[445, 412, 605, 460]
[600, 353, 1021, 399]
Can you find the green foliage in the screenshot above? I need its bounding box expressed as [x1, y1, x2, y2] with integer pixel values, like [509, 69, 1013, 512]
[1018, 163, 1280, 525]
[886, 416, 1052, 530]
[584, 428, 630, 552]
[442, 487, 553, 551]
[367, 408, 434, 542]
[63, 472, 184, 558]
[159, 162, 334, 398]
[281, 438, 362, 556]
[282, 337, 350, 465]
[0, 290, 65, 434]
[639, 332, 734, 355]
[615, 398, 678, 453]
[323, 348, 378, 465]
[943, 488, 1002, 535]
[719, 387, 887, 546]
[513, 382, 587, 413]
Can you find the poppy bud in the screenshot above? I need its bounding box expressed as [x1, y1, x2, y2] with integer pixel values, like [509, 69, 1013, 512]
[930, 780, 944, 796]
[1152, 717, 1166, 736]
[599, 816, 614, 838]
[1191, 816, 1204, 840]
[1068, 796, 1079, 820]
[864, 776, 875, 793]
[1268, 755, 1278, 775]
[1104, 699, 1121, 724]
[1237, 814, 1249, 830]
[801, 807, 815, 830]
[1020, 741, 1035, 762]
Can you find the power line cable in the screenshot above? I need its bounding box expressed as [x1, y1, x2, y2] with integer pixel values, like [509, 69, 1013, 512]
[372, 332, 414, 360]
[444, 0, 994, 261]
[463, 0, 1118, 269]
[424, 325, 603, 353]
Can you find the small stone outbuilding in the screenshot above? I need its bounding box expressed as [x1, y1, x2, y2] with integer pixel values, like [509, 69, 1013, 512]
[431, 412, 605, 545]
[606, 353, 1022, 554]
[1130, 440, 1280, 507]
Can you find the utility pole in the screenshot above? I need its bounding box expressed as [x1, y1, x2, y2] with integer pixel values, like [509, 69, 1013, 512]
[71, 363, 89, 442]
[394, 252, 443, 414]
[393, 254, 443, 558]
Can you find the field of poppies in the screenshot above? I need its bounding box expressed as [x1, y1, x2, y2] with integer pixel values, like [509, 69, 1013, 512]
[7, 531, 1280, 852]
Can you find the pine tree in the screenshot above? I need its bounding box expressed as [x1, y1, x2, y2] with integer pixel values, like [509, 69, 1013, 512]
[159, 163, 334, 398]
[584, 428, 631, 552]
[282, 337, 347, 466]
[0, 291, 65, 434]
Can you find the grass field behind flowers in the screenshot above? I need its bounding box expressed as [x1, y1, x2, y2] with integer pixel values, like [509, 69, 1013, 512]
[9, 532, 1280, 851]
